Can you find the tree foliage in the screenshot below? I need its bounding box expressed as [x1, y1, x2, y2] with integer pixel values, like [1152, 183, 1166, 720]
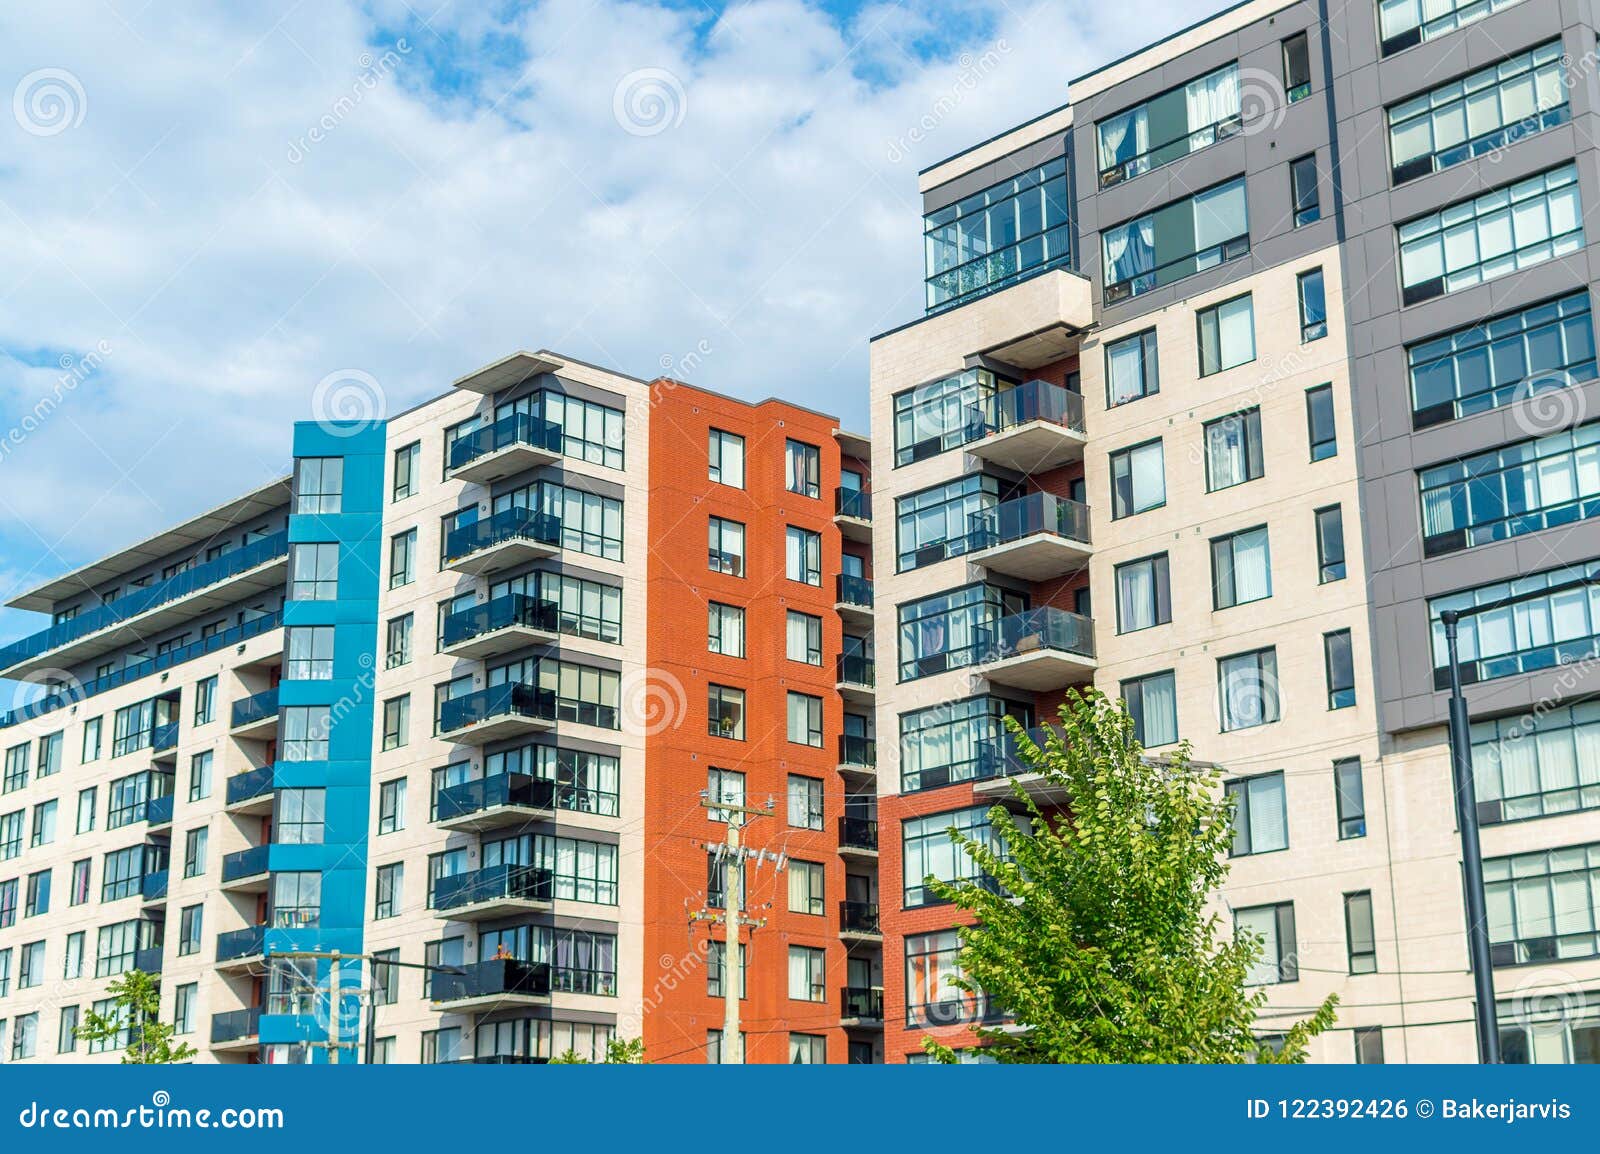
[75, 969, 197, 1064]
[551, 1036, 646, 1064]
[923, 690, 1337, 1064]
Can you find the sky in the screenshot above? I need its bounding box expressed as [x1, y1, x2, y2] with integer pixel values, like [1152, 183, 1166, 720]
[0, 0, 1224, 646]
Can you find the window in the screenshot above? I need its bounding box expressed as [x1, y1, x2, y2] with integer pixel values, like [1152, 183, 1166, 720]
[288, 542, 339, 600]
[1336, 758, 1367, 839]
[381, 696, 410, 751]
[58, 1007, 78, 1056]
[892, 368, 1001, 465]
[11, 1012, 37, 1058]
[378, 779, 406, 835]
[708, 428, 744, 488]
[1290, 154, 1319, 227]
[1312, 505, 1346, 583]
[787, 860, 825, 915]
[1095, 63, 1242, 187]
[788, 946, 826, 1002]
[1472, 702, 1600, 824]
[786, 611, 822, 665]
[1122, 671, 1178, 748]
[1282, 31, 1310, 101]
[1305, 384, 1337, 461]
[421, 1028, 462, 1065]
[706, 942, 747, 998]
[100, 847, 142, 902]
[30, 801, 56, 848]
[1227, 772, 1288, 856]
[63, 932, 83, 978]
[924, 157, 1069, 311]
[1324, 630, 1356, 709]
[172, 983, 196, 1036]
[280, 705, 330, 762]
[388, 529, 417, 589]
[36, 732, 60, 778]
[183, 827, 208, 877]
[17, 940, 44, 989]
[896, 473, 1001, 570]
[708, 517, 745, 576]
[285, 626, 334, 681]
[906, 929, 990, 1026]
[277, 788, 325, 845]
[1389, 42, 1567, 184]
[371, 949, 399, 1005]
[1346, 891, 1377, 974]
[0, 880, 14, 928]
[392, 441, 420, 500]
[1486, 841, 1600, 965]
[1110, 439, 1165, 518]
[903, 805, 1002, 905]
[1218, 648, 1280, 731]
[1211, 527, 1272, 610]
[707, 767, 745, 824]
[294, 456, 343, 514]
[75, 788, 96, 835]
[1197, 295, 1255, 377]
[1297, 268, 1327, 342]
[707, 686, 744, 740]
[787, 775, 824, 830]
[24, 871, 49, 917]
[1237, 903, 1297, 984]
[900, 695, 1032, 792]
[1409, 292, 1595, 427]
[1103, 177, 1248, 302]
[69, 862, 89, 907]
[1355, 1027, 1385, 1064]
[95, 920, 142, 977]
[1204, 408, 1264, 490]
[785, 526, 821, 585]
[385, 614, 413, 669]
[789, 1034, 827, 1064]
[785, 439, 820, 498]
[1399, 164, 1581, 305]
[374, 863, 402, 920]
[1380, 0, 1531, 57]
[3, 745, 28, 793]
[188, 751, 212, 802]
[707, 852, 744, 910]
[85, 996, 129, 1053]
[179, 904, 203, 956]
[787, 692, 823, 747]
[272, 871, 322, 929]
[81, 717, 101, 763]
[1106, 328, 1159, 406]
[707, 603, 745, 658]
[0, 811, 19, 861]
[1115, 554, 1171, 632]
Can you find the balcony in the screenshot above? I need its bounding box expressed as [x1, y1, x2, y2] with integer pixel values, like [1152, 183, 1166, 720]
[834, 489, 872, 542]
[838, 734, 876, 775]
[431, 958, 552, 1012]
[215, 926, 268, 971]
[443, 507, 561, 577]
[913, 267, 1093, 369]
[151, 722, 179, 759]
[434, 773, 557, 833]
[978, 608, 1096, 691]
[973, 725, 1074, 808]
[0, 530, 291, 680]
[145, 793, 174, 828]
[225, 764, 275, 815]
[836, 653, 875, 704]
[438, 683, 556, 746]
[971, 492, 1091, 582]
[840, 900, 881, 939]
[841, 986, 884, 1026]
[133, 946, 164, 975]
[220, 845, 271, 893]
[441, 594, 559, 661]
[230, 688, 279, 740]
[835, 573, 873, 625]
[447, 412, 562, 485]
[210, 1006, 262, 1051]
[431, 864, 554, 921]
[140, 869, 168, 906]
[967, 380, 1087, 473]
[839, 816, 878, 857]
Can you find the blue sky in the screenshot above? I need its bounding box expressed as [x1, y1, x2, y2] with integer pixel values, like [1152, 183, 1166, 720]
[0, 0, 1225, 652]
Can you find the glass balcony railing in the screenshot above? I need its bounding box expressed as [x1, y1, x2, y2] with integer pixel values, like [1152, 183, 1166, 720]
[981, 724, 1063, 779]
[441, 594, 559, 649]
[443, 507, 561, 566]
[982, 379, 1086, 438]
[840, 900, 880, 934]
[210, 1007, 262, 1045]
[969, 492, 1090, 551]
[978, 608, 1096, 664]
[840, 816, 878, 851]
[0, 611, 283, 734]
[221, 845, 270, 884]
[216, 926, 267, 963]
[151, 722, 179, 754]
[431, 958, 552, 1003]
[439, 683, 556, 736]
[836, 573, 873, 609]
[225, 764, 275, 807]
[839, 734, 876, 767]
[842, 986, 884, 1019]
[0, 531, 289, 671]
[434, 773, 557, 822]
[145, 794, 174, 826]
[837, 653, 875, 688]
[431, 864, 554, 912]
[133, 946, 164, 975]
[230, 688, 279, 730]
[835, 490, 872, 520]
[448, 412, 562, 472]
[140, 870, 168, 903]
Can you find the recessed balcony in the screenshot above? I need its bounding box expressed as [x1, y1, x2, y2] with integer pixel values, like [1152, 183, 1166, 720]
[220, 845, 271, 894]
[836, 653, 875, 704]
[0, 531, 291, 680]
[431, 864, 554, 922]
[210, 1006, 262, 1052]
[225, 764, 275, 815]
[972, 492, 1091, 582]
[835, 574, 873, 625]
[447, 412, 563, 484]
[973, 724, 1074, 807]
[839, 816, 878, 858]
[140, 869, 168, 907]
[442, 508, 561, 577]
[230, 688, 279, 740]
[834, 489, 872, 542]
[838, 734, 875, 778]
[215, 926, 268, 972]
[840, 900, 881, 941]
[133, 946, 165, 975]
[440, 594, 559, 661]
[978, 608, 1096, 691]
[434, 773, 557, 833]
[431, 958, 552, 1013]
[438, 683, 556, 746]
[841, 986, 884, 1027]
[967, 380, 1087, 473]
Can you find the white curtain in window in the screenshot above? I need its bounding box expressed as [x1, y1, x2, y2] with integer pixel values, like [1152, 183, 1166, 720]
[1535, 728, 1579, 792]
[1141, 674, 1178, 746]
[1131, 442, 1165, 510]
[1574, 721, 1600, 785]
[1107, 338, 1146, 404]
[1103, 217, 1155, 285]
[1118, 563, 1155, 631]
[1186, 65, 1240, 138]
[1097, 107, 1148, 173]
[1207, 421, 1247, 489]
[1494, 734, 1540, 800]
[1233, 529, 1271, 603]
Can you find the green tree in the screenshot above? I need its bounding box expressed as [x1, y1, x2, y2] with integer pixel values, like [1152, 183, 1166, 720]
[550, 1036, 646, 1064]
[75, 969, 196, 1064]
[923, 689, 1336, 1064]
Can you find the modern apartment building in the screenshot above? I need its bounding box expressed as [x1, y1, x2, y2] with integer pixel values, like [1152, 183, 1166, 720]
[0, 352, 877, 1064]
[869, 0, 1600, 1064]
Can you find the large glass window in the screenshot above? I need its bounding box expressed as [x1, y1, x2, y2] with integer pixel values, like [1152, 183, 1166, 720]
[1399, 164, 1582, 305]
[924, 158, 1070, 312]
[895, 473, 1001, 570]
[1106, 328, 1159, 406]
[708, 429, 745, 488]
[1211, 527, 1272, 610]
[285, 626, 335, 680]
[1485, 841, 1600, 965]
[1237, 903, 1298, 984]
[537, 392, 625, 470]
[289, 542, 339, 601]
[903, 806, 1004, 906]
[905, 929, 991, 1027]
[1227, 772, 1288, 856]
[1428, 562, 1600, 685]
[897, 584, 1026, 681]
[899, 696, 1032, 793]
[280, 705, 330, 762]
[785, 526, 821, 585]
[1103, 177, 1248, 302]
[785, 439, 820, 498]
[1218, 648, 1280, 731]
[1197, 295, 1255, 376]
[293, 457, 343, 515]
[1115, 553, 1171, 633]
[1110, 439, 1165, 518]
[1379, 0, 1530, 57]
[1096, 63, 1241, 187]
[1122, 671, 1178, 747]
[1204, 408, 1264, 491]
[892, 369, 1001, 466]
[1472, 702, 1600, 824]
[489, 570, 622, 645]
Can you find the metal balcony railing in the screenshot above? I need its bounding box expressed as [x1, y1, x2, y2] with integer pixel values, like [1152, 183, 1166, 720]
[842, 986, 884, 1019]
[836, 573, 873, 609]
[431, 864, 554, 912]
[839, 734, 876, 767]
[835, 489, 872, 520]
[978, 608, 1096, 663]
[840, 900, 880, 934]
[438, 683, 556, 736]
[447, 412, 562, 472]
[443, 507, 561, 566]
[441, 594, 559, 648]
[837, 653, 875, 688]
[434, 773, 557, 822]
[839, 816, 878, 851]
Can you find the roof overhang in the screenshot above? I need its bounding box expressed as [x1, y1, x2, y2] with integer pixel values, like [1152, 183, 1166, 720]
[453, 351, 565, 396]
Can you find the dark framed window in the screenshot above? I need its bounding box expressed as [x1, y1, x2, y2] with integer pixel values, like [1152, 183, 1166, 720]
[1211, 527, 1271, 610]
[1335, 757, 1366, 839]
[1122, 671, 1177, 748]
[1114, 553, 1171, 633]
[1290, 154, 1320, 227]
[1105, 328, 1159, 406]
[1237, 902, 1298, 984]
[1197, 294, 1255, 376]
[1218, 648, 1280, 731]
[1203, 408, 1264, 491]
[1297, 269, 1327, 342]
[1316, 505, 1346, 582]
[1325, 629, 1356, 709]
[1345, 891, 1377, 974]
[1306, 384, 1337, 461]
[785, 439, 820, 499]
[1110, 439, 1166, 518]
[1282, 32, 1310, 101]
[1355, 1026, 1385, 1064]
[708, 686, 745, 740]
[1226, 772, 1288, 856]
